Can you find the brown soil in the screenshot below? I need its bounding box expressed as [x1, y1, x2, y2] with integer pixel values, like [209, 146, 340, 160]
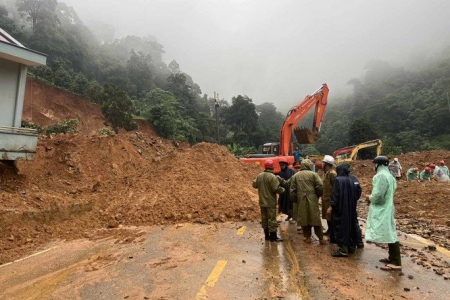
[351, 152, 450, 249]
[1, 80, 449, 264]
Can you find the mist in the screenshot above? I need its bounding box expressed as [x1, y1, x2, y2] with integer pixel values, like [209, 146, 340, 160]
[64, 0, 450, 112]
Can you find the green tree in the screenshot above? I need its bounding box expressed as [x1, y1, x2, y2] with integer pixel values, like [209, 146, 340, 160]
[126, 49, 153, 97]
[348, 117, 380, 145]
[16, 0, 58, 32]
[97, 84, 137, 133]
[144, 89, 199, 142]
[225, 95, 258, 133]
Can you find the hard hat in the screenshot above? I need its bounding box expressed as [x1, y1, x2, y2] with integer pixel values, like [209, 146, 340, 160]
[278, 157, 288, 164]
[414, 168, 419, 172]
[394, 158, 398, 162]
[264, 160, 274, 169]
[373, 156, 389, 166]
[440, 160, 445, 165]
[322, 155, 335, 166]
[430, 164, 436, 169]
[425, 167, 430, 172]
[292, 161, 301, 169]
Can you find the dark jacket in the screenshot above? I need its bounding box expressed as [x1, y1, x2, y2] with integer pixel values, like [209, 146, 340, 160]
[330, 163, 360, 246]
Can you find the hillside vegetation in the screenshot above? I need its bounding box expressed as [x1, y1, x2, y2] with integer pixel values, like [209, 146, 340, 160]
[1, 1, 450, 155]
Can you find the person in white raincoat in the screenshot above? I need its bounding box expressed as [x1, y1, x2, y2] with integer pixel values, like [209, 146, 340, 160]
[365, 156, 402, 271]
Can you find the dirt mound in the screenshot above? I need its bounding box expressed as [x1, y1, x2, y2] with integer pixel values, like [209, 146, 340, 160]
[0, 132, 261, 264]
[350, 151, 450, 249]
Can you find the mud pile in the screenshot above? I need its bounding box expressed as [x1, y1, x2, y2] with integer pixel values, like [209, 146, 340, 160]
[350, 151, 450, 250]
[0, 132, 261, 264]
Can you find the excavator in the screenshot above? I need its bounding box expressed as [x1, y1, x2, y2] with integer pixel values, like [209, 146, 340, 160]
[240, 84, 329, 174]
[313, 139, 383, 169]
[333, 139, 382, 164]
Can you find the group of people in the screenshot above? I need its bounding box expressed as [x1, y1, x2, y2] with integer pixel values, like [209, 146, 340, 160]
[252, 155, 403, 271]
[390, 158, 449, 181]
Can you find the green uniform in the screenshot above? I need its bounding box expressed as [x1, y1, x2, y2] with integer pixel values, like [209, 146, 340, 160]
[253, 170, 285, 233]
[322, 169, 337, 219]
[290, 160, 323, 228]
[419, 170, 431, 181]
[406, 168, 419, 181]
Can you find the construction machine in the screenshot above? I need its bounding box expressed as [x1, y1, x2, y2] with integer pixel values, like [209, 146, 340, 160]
[333, 139, 382, 164]
[240, 84, 329, 173]
[312, 139, 382, 169]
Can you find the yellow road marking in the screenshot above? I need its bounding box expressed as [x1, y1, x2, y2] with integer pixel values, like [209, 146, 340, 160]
[408, 234, 450, 257]
[237, 226, 246, 235]
[196, 260, 227, 299]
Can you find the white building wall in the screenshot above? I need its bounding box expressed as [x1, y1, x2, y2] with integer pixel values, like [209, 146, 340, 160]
[0, 57, 20, 127]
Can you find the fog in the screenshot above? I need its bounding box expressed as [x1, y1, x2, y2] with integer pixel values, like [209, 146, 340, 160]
[65, 0, 450, 111]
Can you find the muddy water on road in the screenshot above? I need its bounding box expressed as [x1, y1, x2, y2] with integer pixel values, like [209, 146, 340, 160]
[0, 222, 448, 300]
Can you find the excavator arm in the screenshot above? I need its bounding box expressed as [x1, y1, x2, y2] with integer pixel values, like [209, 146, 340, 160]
[333, 139, 383, 164]
[279, 84, 329, 156]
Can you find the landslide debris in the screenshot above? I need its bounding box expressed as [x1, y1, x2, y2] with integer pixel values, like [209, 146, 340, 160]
[0, 132, 261, 264]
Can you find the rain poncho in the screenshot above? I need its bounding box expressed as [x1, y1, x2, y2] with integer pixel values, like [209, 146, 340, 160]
[290, 159, 323, 226]
[406, 168, 419, 181]
[330, 163, 359, 246]
[278, 166, 294, 215]
[419, 170, 431, 181]
[388, 161, 402, 178]
[441, 165, 449, 177]
[365, 165, 399, 244]
[252, 170, 285, 207]
[322, 168, 337, 219]
[433, 166, 449, 181]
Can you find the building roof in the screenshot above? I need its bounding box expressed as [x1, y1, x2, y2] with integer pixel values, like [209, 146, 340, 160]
[0, 28, 46, 66]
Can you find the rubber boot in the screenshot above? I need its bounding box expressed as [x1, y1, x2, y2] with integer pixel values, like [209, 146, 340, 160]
[264, 229, 270, 240]
[269, 232, 283, 242]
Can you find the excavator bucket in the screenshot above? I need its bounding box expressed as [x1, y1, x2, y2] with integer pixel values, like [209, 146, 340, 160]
[294, 126, 320, 144]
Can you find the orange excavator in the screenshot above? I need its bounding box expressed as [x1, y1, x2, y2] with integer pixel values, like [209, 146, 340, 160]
[240, 84, 329, 173]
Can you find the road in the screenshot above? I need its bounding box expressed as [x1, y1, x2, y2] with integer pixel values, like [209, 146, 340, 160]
[0, 220, 449, 300]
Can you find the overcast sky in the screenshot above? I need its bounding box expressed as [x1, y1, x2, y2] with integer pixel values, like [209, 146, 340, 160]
[65, 0, 450, 112]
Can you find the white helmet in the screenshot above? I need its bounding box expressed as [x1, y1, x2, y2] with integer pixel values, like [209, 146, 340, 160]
[322, 155, 335, 166]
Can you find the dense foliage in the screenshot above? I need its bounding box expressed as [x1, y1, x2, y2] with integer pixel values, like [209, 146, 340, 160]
[2, 1, 450, 155]
[315, 56, 450, 155]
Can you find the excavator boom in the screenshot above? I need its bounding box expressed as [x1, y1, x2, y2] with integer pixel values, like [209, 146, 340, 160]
[279, 84, 329, 156]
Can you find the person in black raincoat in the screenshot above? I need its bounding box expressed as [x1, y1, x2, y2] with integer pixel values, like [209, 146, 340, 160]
[278, 158, 294, 221]
[348, 172, 364, 248]
[329, 163, 360, 257]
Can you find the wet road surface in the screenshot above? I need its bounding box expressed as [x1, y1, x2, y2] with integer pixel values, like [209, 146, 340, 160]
[0, 220, 449, 299]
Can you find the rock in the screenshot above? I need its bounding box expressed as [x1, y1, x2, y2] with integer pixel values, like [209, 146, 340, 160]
[408, 275, 414, 279]
[427, 244, 437, 251]
[404, 287, 410, 292]
[242, 260, 246, 263]
[107, 219, 119, 228]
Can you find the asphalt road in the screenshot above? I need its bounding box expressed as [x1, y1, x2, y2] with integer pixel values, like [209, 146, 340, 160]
[0, 220, 449, 300]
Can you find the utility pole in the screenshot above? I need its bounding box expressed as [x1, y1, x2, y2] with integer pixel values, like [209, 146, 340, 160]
[214, 92, 220, 143]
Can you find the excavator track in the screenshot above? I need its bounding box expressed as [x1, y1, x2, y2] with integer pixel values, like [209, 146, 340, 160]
[294, 126, 320, 144]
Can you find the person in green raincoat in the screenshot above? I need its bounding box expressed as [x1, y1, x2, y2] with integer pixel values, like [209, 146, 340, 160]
[290, 159, 324, 244]
[406, 167, 419, 181]
[419, 167, 431, 181]
[365, 156, 402, 271]
[252, 159, 285, 242]
[440, 161, 449, 177]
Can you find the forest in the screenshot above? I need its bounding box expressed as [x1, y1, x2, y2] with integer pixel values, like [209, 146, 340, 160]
[1, 0, 450, 156]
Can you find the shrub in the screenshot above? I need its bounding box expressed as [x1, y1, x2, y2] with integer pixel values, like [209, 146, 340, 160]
[21, 120, 44, 134]
[44, 119, 79, 135]
[97, 127, 115, 136]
